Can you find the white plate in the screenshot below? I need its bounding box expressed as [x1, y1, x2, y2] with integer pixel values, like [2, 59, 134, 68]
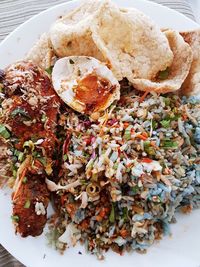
[0, 1, 200, 267]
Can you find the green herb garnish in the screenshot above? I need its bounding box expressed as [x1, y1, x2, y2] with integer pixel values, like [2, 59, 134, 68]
[11, 108, 31, 119]
[13, 149, 20, 157]
[163, 113, 181, 124]
[45, 66, 53, 75]
[126, 167, 131, 173]
[124, 129, 131, 141]
[160, 120, 171, 128]
[109, 203, 115, 223]
[132, 185, 139, 194]
[144, 141, 150, 148]
[18, 152, 24, 162]
[80, 179, 88, 185]
[163, 97, 171, 106]
[146, 146, 155, 155]
[22, 177, 27, 184]
[83, 151, 89, 157]
[161, 140, 178, 149]
[11, 215, 19, 222]
[152, 120, 158, 130]
[32, 151, 41, 158]
[122, 207, 128, 222]
[171, 114, 181, 121]
[12, 169, 17, 178]
[78, 133, 82, 139]
[37, 157, 47, 166]
[144, 141, 155, 155]
[63, 154, 67, 161]
[113, 163, 118, 170]
[0, 124, 10, 139]
[24, 200, 31, 209]
[41, 114, 47, 123]
[157, 67, 170, 80]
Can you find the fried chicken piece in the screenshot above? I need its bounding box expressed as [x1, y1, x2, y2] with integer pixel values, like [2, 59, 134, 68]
[2, 61, 60, 152]
[1, 61, 60, 237]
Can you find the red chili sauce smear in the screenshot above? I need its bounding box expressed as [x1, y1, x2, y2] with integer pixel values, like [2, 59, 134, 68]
[74, 74, 116, 113]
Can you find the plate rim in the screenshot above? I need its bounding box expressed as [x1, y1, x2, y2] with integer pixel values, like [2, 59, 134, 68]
[0, 0, 199, 49]
[0, 1, 199, 267]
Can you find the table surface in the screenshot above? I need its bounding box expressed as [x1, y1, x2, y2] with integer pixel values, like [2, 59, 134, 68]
[0, 0, 199, 266]
[0, 0, 197, 43]
[188, 0, 200, 23]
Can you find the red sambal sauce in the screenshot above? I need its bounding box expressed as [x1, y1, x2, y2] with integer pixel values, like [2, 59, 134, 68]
[74, 74, 116, 113]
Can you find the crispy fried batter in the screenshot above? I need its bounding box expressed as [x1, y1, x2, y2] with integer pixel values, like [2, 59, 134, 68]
[3, 61, 60, 149]
[2, 61, 60, 237]
[13, 173, 49, 237]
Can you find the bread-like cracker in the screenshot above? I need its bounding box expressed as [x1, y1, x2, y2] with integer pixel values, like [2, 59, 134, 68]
[26, 33, 55, 70]
[130, 30, 193, 93]
[180, 29, 200, 96]
[49, 0, 106, 62]
[50, 0, 173, 81]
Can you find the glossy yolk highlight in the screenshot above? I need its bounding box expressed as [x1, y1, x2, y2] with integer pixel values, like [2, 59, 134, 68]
[74, 74, 116, 113]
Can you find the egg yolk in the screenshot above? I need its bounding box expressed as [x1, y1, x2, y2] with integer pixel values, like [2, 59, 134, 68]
[74, 74, 116, 113]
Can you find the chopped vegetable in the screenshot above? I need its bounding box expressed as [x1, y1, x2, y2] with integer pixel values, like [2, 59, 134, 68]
[132, 186, 139, 195]
[41, 114, 47, 123]
[45, 66, 53, 75]
[0, 124, 10, 139]
[18, 152, 24, 162]
[109, 203, 115, 223]
[11, 108, 31, 119]
[22, 177, 27, 184]
[137, 134, 147, 140]
[161, 139, 178, 149]
[11, 215, 19, 222]
[124, 129, 131, 140]
[63, 154, 68, 161]
[23, 140, 35, 151]
[152, 120, 158, 130]
[122, 207, 128, 222]
[37, 157, 47, 166]
[163, 97, 171, 106]
[144, 141, 150, 148]
[32, 151, 41, 158]
[141, 158, 153, 163]
[12, 169, 17, 178]
[113, 163, 118, 170]
[80, 179, 87, 185]
[160, 120, 171, 128]
[24, 200, 31, 209]
[124, 126, 132, 140]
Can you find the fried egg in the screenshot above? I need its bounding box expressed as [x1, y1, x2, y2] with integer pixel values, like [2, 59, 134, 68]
[52, 56, 120, 117]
